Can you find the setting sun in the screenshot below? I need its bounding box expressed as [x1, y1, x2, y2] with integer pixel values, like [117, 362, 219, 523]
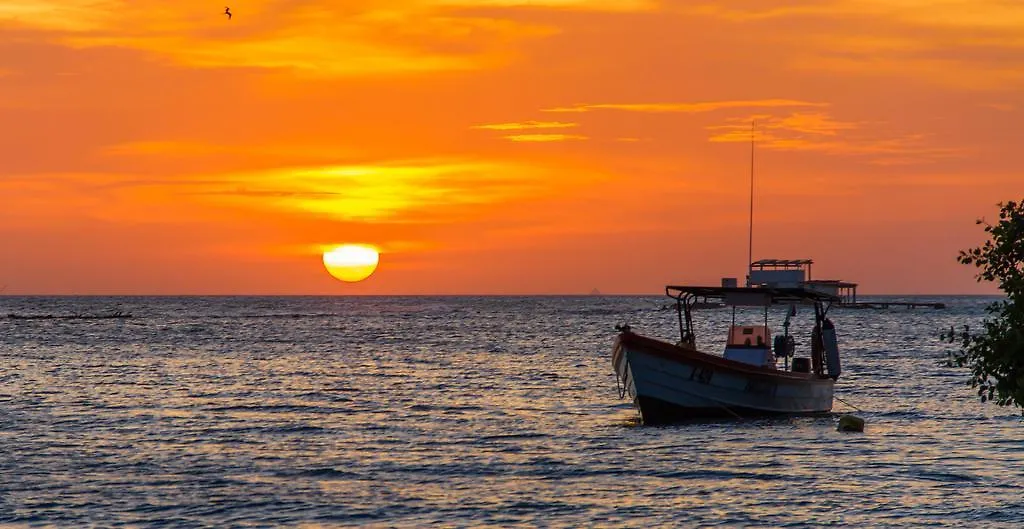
[322, 244, 380, 283]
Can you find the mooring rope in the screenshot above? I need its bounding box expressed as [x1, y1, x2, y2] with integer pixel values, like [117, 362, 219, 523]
[615, 373, 627, 399]
[834, 395, 863, 412]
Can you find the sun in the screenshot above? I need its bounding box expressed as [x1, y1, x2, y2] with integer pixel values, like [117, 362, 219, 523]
[322, 244, 380, 283]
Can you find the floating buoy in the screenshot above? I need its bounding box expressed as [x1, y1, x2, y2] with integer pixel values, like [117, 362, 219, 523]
[837, 414, 865, 432]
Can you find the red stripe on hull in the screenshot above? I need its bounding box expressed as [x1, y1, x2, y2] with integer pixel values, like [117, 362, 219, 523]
[614, 331, 831, 386]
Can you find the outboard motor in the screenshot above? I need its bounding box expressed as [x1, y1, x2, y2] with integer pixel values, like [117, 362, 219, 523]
[822, 318, 841, 380]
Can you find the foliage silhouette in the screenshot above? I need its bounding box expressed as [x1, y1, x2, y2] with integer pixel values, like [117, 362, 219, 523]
[943, 200, 1024, 411]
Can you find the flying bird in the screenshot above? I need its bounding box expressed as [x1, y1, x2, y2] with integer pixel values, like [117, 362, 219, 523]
[224, 6, 232, 20]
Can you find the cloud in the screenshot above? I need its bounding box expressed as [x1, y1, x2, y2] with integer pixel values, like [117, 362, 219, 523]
[787, 54, 1024, 92]
[472, 120, 578, 130]
[37, 157, 600, 224]
[669, 2, 839, 21]
[855, 0, 1024, 31]
[672, 0, 1024, 29]
[672, 1, 1024, 90]
[0, 1, 121, 32]
[707, 111, 965, 163]
[180, 160, 540, 221]
[2, 1, 560, 77]
[541, 99, 827, 113]
[707, 112, 859, 139]
[440, 0, 657, 10]
[471, 121, 586, 142]
[502, 133, 588, 142]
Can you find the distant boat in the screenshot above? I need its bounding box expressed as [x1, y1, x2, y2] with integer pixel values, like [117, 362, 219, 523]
[612, 284, 842, 424]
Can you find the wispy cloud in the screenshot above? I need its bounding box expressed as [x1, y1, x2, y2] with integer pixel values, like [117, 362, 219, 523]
[856, 0, 1024, 31]
[183, 160, 553, 221]
[707, 112, 859, 140]
[675, 1, 1024, 90]
[676, 0, 1024, 30]
[3, 1, 560, 77]
[788, 54, 1024, 91]
[541, 99, 827, 113]
[503, 133, 588, 142]
[671, 3, 840, 21]
[439, 0, 657, 10]
[471, 120, 578, 130]
[707, 112, 965, 163]
[40, 157, 600, 224]
[0, 1, 120, 32]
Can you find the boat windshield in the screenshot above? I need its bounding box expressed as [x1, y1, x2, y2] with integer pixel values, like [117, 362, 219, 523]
[727, 325, 770, 348]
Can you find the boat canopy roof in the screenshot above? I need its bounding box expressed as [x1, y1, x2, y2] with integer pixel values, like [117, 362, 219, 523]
[665, 285, 839, 306]
[750, 258, 812, 268]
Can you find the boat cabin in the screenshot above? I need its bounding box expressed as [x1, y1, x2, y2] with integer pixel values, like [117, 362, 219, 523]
[724, 325, 775, 367]
[664, 284, 840, 376]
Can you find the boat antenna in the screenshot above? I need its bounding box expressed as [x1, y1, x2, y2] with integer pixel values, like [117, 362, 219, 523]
[747, 119, 755, 285]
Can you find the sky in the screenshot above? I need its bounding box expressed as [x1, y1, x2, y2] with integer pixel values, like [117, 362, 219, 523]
[0, 0, 1021, 295]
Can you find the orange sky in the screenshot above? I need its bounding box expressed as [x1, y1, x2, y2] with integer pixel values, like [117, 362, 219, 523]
[1, 0, 1020, 295]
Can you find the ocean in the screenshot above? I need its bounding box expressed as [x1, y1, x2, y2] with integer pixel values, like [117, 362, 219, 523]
[0, 295, 1021, 527]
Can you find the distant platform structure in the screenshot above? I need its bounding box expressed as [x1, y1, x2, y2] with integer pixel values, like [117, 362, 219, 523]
[742, 258, 944, 309]
[747, 259, 813, 288]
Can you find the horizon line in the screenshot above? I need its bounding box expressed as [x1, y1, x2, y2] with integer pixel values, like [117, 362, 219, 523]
[0, 292, 1006, 297]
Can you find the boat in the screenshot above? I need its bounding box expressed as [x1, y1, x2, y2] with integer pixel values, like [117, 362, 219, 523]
[611, 284, 842, 424]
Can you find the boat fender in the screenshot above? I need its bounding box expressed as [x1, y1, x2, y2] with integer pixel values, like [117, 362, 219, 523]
[837, 414, 864, 432]
[822, 318, 841, 380]
[772, 335, 789, 357]
[811, 326, 823, 375]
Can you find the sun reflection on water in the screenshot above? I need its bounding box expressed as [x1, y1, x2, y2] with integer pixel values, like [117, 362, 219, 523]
[0, 295, 1020, 527]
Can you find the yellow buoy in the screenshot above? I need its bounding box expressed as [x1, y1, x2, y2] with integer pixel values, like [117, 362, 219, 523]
[837, 414, 865, 432]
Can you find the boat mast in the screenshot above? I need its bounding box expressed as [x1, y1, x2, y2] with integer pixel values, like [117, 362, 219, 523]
[747, 120, 755, 286]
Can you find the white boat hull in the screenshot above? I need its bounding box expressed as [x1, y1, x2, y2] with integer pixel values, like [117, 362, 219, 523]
[613, 331, 834, 424]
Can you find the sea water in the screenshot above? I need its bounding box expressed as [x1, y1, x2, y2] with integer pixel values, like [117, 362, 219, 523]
[0, 295, 1021, 527]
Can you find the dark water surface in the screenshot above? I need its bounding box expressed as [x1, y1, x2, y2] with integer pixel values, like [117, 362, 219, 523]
[1, 295, 1021, 527]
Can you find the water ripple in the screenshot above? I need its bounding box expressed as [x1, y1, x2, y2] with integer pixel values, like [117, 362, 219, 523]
[0, 295, 1021, 527]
